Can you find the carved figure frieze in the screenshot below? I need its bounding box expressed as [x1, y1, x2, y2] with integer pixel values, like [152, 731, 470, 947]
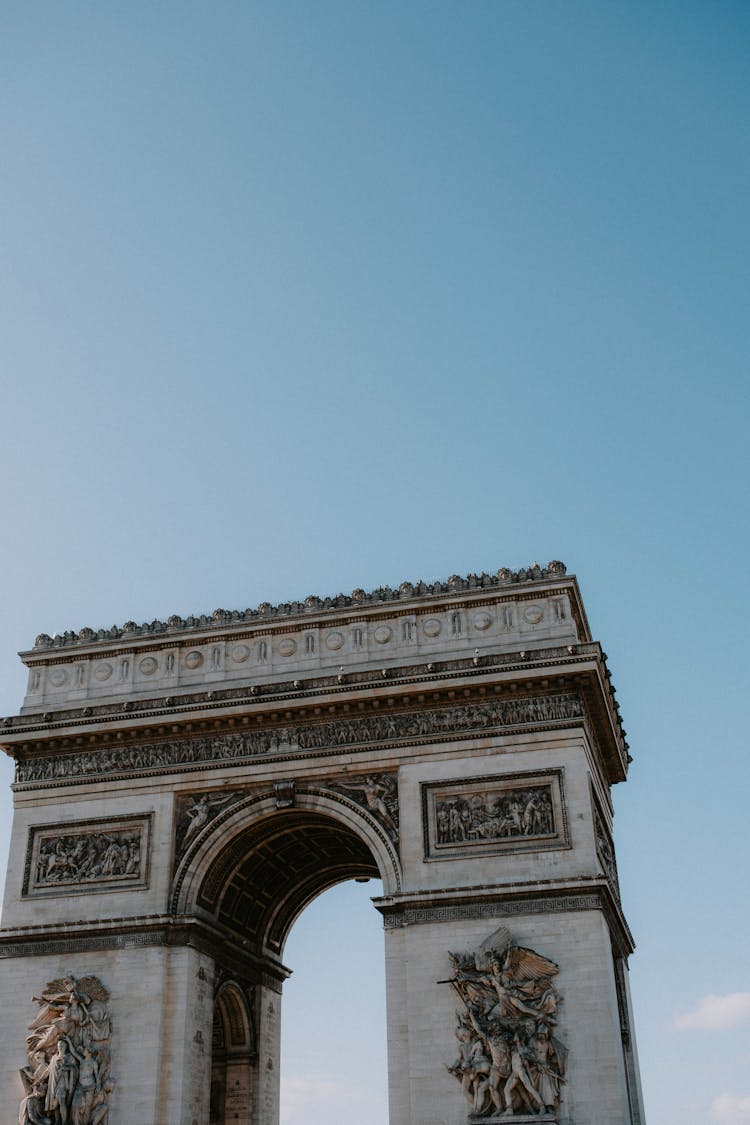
[174, 791, 246, 862]
[19, 973, 115, 1125]
[445, 926, 566, 1119]
[16, 693, 583, 787]
[23, 818, 151, 897]
[325, 773, 399, 843]
[422, 772, 567, 860]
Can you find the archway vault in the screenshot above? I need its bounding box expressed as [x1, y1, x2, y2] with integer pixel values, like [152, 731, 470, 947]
[171, 788, 400, 957]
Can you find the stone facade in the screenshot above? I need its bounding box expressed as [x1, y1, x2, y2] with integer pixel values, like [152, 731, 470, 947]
[0, 563, 645, 1125]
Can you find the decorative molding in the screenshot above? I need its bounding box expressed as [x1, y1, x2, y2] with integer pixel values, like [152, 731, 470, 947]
[22, 815, 152, 898]
[29, 562, 567, 651]
[14, 692, 584, 788]
[170, 782, 403, 914]
[3, 646, 602, 736]
[421, 770, 568, 861]
[0, 916, 290, 981]
[380, 893, 603, 928]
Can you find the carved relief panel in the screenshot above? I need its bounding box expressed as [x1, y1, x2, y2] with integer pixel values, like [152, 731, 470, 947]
[446, 925, 566, 1119]
[422, 771, 568, 860]
[23, 815, 152, 897]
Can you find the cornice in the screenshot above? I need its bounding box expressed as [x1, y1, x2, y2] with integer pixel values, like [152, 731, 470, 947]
[3, 645, 610, 737]
[24, 561, 571, 655]
[374, 877, 635, 955]
[0, 912, 291, 982]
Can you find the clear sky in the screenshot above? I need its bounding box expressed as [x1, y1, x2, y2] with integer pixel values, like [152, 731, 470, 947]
[1, 3, 748, 1123]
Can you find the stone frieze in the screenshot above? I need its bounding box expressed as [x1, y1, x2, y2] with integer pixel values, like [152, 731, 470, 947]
[15, 692, 583, 788]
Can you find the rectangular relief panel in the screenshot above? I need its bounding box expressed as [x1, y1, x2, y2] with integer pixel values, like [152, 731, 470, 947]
[22, 813, 152, 897]
[421, 769, 568, 860]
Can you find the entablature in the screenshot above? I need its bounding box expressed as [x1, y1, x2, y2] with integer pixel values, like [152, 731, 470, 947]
[3, 646, 628, 790]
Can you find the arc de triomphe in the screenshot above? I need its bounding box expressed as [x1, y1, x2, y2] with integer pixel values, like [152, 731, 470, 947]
[0, 562, 645, 1125]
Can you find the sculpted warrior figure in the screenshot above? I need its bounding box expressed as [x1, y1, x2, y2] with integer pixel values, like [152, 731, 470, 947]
[447, 1016, 491, 1114]
[466, 1006, 511, 1115]
[528, 1022, 565, 1112]
[69, 1046, 100, 1125]
[18, 1085, 51, 1125]
[45, 1039, 77, 1125]
[502, 1032, 544, 1116]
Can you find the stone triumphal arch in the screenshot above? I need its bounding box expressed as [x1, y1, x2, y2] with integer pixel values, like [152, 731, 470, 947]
[0, 562, 645, 1124]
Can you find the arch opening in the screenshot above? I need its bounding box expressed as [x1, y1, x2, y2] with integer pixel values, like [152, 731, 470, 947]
[197, 806, 384, 956]
[279, 880, 388, 1125]
[210, 983, 255, 1125]
[201, 805, 390, 1125]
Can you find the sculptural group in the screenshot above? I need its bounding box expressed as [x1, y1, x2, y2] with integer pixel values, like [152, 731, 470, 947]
[19, 974, 114, 1125]
[447, 928, 566, 1118]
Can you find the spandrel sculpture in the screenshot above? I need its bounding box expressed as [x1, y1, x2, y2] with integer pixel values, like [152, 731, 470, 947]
[20, 974, 115, 1125]
[446, 927, 566, 1119]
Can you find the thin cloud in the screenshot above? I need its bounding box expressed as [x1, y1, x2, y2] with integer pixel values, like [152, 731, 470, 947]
[710, 1093, 750, 1124]
[675, 993, 750, 1031]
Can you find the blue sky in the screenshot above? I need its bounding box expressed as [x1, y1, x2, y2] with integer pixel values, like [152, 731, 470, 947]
[1, 3, 748, 1123]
